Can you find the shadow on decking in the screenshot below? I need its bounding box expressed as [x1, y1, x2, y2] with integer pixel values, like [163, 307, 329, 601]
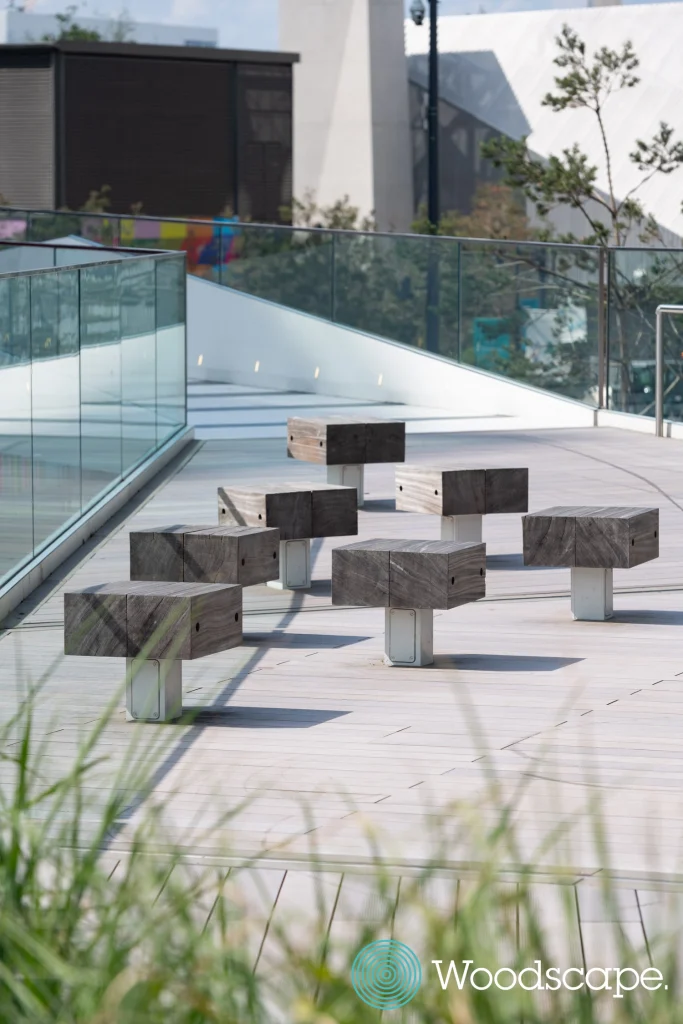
[185, 706, 349, 728]
[486, 553, 555, 571]
[243, 632, 370, 648]
[433, 653, 584, 672]
[362, 499, 396, 512]
[611, 609, 683, 625]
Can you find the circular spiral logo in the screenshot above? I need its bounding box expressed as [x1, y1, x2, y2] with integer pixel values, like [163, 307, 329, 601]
[351, 939, 422, 1010]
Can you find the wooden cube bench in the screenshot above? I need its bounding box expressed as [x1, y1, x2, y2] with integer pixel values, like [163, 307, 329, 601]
[396, 465, 528, 542]
[332, 539, 486, 666]
[217, 482, 358, 590]
[287, 416, 406, 506]
[64, 581, 242, 721]
[523, 505, 659, 620]
[130, 525, 280, 587]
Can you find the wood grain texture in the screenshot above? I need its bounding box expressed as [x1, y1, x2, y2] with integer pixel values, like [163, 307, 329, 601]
[364, 420, 406, 463]
[331, 540, 392, 606]
[286, 417, 328, 465]
[628, 508, 659, 567]
[188, 584, 243, 659]
[396, 466, 485, 516]
[65, 581, 242, 661]
[64, 587, 128, 657]
[287, 417, 405, 465]
[523, 507, 577, 566]
[287, 417, 365, 465]
[396, 465, 528, 516]
[127, 588, 192, 660]
[395, 466, 444, 515]
[389, 540, 486, 609]
[575, 507, 659, 568]
[332, 539, 486, 610]
[442, 470, 485, 516]
[526, 505, 660, 569]
[184, 527, 280, 586]
[126, 582, 242, 661]
[310, 485, 358, 538]
[131, 525, 280, 586]
[218, 486, 312, 540]
[447, 542, 487, 608]
[130, 527, 185, 582]
[485, 468, 529, 514]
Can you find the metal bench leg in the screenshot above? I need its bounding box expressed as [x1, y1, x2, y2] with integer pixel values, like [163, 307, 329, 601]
[440, 514, 483, 543]
[384, 608, 434, 667]
[126, 658, 183, 722]
[327, 464, 365, 507]
[267, 538, 311, 590]
[570, 567, 613, 621]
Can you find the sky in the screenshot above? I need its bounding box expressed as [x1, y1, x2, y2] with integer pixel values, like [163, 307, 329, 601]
[27, 0, 680, 52]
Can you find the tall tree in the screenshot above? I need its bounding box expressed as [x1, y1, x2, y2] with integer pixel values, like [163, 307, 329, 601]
[482, 25, 683, 246]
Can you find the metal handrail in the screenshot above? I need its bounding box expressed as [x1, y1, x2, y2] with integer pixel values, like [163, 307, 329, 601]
[655, 304, 683, 436]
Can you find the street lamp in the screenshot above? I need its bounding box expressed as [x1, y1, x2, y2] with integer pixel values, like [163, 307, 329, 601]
[411, 0, 439, 230]
[411, 0, 440, 352]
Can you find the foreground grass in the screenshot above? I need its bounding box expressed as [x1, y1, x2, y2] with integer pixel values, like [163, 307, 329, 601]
[1, 690, 683, 1023]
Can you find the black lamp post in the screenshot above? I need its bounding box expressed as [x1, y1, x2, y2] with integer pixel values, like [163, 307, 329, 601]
[410, 0, 440, 351]
[410, 0, 439, 229]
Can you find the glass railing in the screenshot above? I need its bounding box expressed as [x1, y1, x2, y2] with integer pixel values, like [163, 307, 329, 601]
[0, 240, 187, 590]
[7, 206, 683, 419]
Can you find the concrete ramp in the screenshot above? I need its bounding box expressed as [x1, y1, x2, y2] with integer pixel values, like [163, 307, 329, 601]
[187, 276, 596, 434]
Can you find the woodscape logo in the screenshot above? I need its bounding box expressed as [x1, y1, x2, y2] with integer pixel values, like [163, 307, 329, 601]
[351, 946, 668, 1007]
[351, 940, 422, 1010]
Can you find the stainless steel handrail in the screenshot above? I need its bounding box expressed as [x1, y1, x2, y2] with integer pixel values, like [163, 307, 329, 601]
[655, 304, 683, 436]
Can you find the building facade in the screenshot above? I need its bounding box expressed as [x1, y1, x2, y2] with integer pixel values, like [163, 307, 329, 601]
[279, 0, 414, 232]
[282, 1, 683, 241]
[0, 41, 297, 223]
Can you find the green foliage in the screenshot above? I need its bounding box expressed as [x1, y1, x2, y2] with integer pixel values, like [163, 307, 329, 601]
[2, 674, 683, 1021]
[42, 6, 102, 42]
[413, 183, 537, 241]
[281, 189, 377, 231]
[482, 24, 683, 246]
[81, 184, 112, 214]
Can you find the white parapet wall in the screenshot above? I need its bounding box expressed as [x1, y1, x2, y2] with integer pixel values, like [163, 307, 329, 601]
[188, 276, 596, 427]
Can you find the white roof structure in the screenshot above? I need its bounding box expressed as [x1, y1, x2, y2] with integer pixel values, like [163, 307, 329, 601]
[406, 3, 683, 239]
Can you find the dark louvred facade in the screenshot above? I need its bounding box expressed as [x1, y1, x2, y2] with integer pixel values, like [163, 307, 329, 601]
[0, 41, 296, 223]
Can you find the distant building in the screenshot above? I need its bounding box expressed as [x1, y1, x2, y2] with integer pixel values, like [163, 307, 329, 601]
[281, 1, 683, 239]
[406, 4, 683, 240]
[280, 0, 414, 232]
[0, 9, 218, 48]
[0, 41, 297, 222]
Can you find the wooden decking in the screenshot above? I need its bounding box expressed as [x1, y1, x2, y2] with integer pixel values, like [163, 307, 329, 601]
[4, 417, 683, 951]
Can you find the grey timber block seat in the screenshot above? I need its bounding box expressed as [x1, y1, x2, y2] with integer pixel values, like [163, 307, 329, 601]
[396, 465, 528, 543]
[332, 539, 486, 666]
[287, 416, 406, 506]
[523, 505, 659, 620]
[64, 581, 242, 722]
[130, 524, 280, 587]
[217, 482, 358, 590]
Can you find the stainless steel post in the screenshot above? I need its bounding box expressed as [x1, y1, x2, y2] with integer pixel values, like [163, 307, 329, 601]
[656, 306, 664, 437]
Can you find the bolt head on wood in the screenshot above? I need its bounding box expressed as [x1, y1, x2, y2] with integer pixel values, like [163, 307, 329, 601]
[130, 525, 280, 586]
[218, 483, 358, 540]
[332, 538, 486, 609]
[64, 581, 242, 661]
[523, 506, 659, 568]
[287, 416, 405, 465]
